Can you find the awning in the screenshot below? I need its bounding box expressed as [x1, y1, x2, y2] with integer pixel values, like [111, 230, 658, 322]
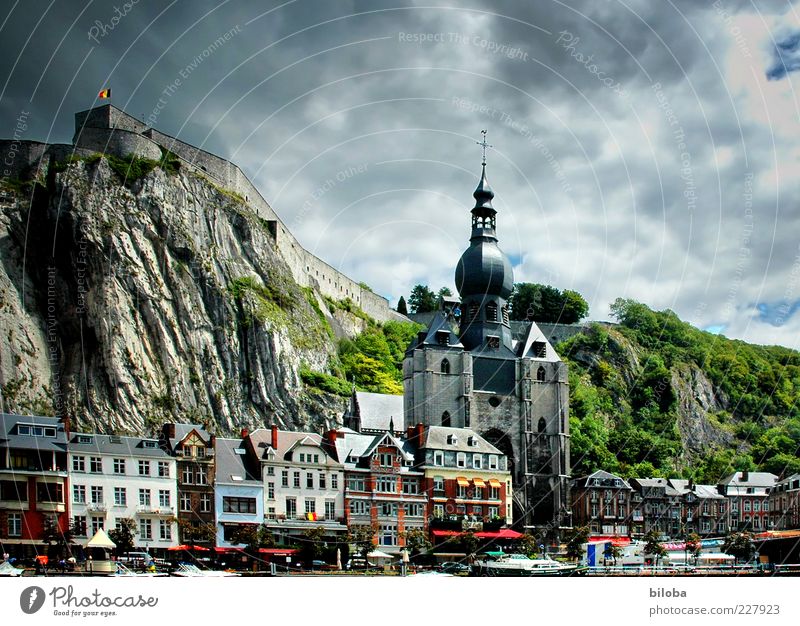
[488, 479, 502, 488]
[259, 548, 299, 555]
[456, 477, 469, 487]
[472, 478, 486, 488]
[431, 529, 523, 539]
[214, 547, 243, 553]
[86, 529, 116, 549]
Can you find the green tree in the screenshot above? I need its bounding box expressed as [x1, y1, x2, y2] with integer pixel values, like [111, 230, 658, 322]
[178, 519, 216, 545]
[515, 532, 539, 557]
[723, 531, 755, 564]
[402, 528, 432, 557]
[396, 296, 408, 315]
[604, 543, 623, 566]
[564, 525, 590, 561]
[460, 531, 479, 558]
[685, 532, 702, 564]
[408, 284, 437, 313]
[231, 523, 274, 557]
[301, 526, 328, 566]
[348, 525, 376, 560]
[509, 283, 588, 323]
[108, 518, 136, 557]
[643, 529, 667, 566]
[437, 286, 453, 300]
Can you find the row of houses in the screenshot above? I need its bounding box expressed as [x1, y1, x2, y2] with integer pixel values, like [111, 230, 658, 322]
[0, 399, 515, 559]
[572, 469, 800, 541]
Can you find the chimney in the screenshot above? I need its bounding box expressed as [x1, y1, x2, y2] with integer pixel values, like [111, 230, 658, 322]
[61, 416, 71, 438]
[688, 478, 694, 491]
[164, 423, 176, 439]
[416, 423, 424, 442]
[327, 429, 338, 445]
[742, 470, 749, 483]
[241, 428, 249, 439]
[271, 425, 279, 450]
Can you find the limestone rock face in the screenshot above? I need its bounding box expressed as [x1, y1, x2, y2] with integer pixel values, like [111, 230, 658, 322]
[671, 362, 733, 453]
[0, 157, 348, 435]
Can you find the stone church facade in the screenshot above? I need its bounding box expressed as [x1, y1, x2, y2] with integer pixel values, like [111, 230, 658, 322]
[403, 161, 571, 537]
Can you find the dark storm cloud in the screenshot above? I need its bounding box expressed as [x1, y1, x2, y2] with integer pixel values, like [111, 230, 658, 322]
[766, 30, 800, 79]
[1, 0, 798, 347]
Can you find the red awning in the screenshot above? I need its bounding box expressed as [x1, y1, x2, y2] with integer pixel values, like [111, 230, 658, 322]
[589, 536, 631, 546]
[258, 548, 299, 555]
[214, 547, 243, 553]
[167, 544, 211, 552]
[431, 529, 522, 539]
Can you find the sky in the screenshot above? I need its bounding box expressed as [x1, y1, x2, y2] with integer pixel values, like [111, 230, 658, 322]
[1, 0, 799, 348]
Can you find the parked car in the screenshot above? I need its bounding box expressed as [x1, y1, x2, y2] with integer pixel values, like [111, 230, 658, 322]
[439, 561, 470, 574]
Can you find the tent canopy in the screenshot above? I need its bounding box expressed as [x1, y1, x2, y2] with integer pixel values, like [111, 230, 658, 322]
[86, 529, 116, 549]
[366, 549, 393, 559]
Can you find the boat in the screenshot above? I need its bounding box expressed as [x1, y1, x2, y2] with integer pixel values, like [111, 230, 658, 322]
[471, 553, 580, 576]
[171, 562, 239, 577]
[114, 562, 168, 577]
[0, 561, 22, 577]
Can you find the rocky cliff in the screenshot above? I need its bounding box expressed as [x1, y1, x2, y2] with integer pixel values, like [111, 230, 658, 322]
[0, 154, 352, 435]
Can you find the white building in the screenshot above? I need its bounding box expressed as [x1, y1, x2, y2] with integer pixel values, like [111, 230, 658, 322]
[68, 433, 178, 553]
[244, 426, 347, 544]
[214, 437, 264, 549]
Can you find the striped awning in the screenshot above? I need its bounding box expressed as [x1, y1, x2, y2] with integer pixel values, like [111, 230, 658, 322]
[456, 477, 470, 487]
[488, 479, 502, 488]
[473, 478, 486, 488]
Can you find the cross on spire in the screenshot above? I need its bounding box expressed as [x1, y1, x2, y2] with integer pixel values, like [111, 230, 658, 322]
[476, 129, 492, 166]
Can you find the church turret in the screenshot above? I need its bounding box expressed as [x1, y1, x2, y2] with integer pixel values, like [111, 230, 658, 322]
[454, 132, 514, 352]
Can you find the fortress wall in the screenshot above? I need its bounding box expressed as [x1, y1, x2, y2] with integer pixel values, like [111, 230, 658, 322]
[75, 127, 163, 161]
[1, 141, 104, 180]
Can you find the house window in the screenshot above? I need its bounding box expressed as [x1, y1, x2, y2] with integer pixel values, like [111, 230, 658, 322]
[267, 467, 274, 476]
[744, 500, 751, 512]
[200, 494, 212, 513]
[325, 500, 335, 519]
[456, 452, 466, 468]
[537, 366, 546, 382]
[458, 484, 468, 499]
[349, 500, 368, 515]
[7, 512, 22, 537]
[473, 505, 483, 516]
[299, 453, 305, 463]
[441, 411, 451, 427]
[196, 469, 207, 485]
[223, 497, 256, 514]
[89, 457, 102, 473]
[73, 515, 87, 537]
[159, 520, 172, 541]
[90, 486, 103, 504]
[474, 487, 483, 500]
[490, 486, 501, 500]
[331, 474, 338, 489]
[158, 462, 169, 478]
[402, 478, 418, 494]
[282, 470, 289, 487]
[114, 487, 127, 506]
[348, 477, 365, 491]
[139, 519, 152, 540]
[404, 503, 423, 517]
[433, 476, 445, 493]
[433, 504, 445, 518]
[441, 359, 451, 374]
[180, 494, 191, 512]
[73, 485, 86, 504]
[377, 477, 396, 493]
[286, 498, 297, 518]
[379, 453, 393, 467]
[113, 458, 126, 474]
[91, 516, 103, 534]
[307, 473, 314, 489]
[319, 474, 327, 489]
[379, 524, 397, 546]
[434, 451, 444, 466]
[181, 467, 193, 484]
[159, 490, 170, 507]
[72, 456, 85, 472]
[293, 472, 301, 488]
[473, 454, 482, 469]
[305, 499, 316, 515]
[139, 489, 151, 506]
[488, 506, 499, 518]
[489, 455, 499, 470]
[267, 483, 275, 500]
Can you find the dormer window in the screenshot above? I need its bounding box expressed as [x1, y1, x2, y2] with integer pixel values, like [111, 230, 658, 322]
[17, 424, 57, 438]
[142, 440, 158, 448]
[447, 434, 458, 445]
[76, 435, 93, 444]
[436, 330, 450, 346]
[467, 436, 475, 447]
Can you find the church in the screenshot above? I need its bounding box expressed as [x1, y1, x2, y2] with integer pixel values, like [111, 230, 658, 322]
[402, 143, 571, 537]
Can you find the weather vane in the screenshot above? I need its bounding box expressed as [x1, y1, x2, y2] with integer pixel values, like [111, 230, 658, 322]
[476, 129, 492, 166]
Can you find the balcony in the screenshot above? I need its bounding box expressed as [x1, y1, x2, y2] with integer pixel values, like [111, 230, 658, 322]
[136, 505, 175, 516]
[0, 499, 29, 511]
[86, 502, 107, 513]
[37, 501, 66, 513]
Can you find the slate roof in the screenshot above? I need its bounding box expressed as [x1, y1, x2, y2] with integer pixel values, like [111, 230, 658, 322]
[68, 433, 170, 458]
[669, 479, 725, 499]
[330, 430, 416, 469]
[630, 477, 683, 497]
[420, 426, 502, 455]
[247, 428, 342, 467]
[0, 413, 68, 451]
[215, 438, 259, 484]
[573, 470, 631, 490]
[718, 471, 778, 488]
[346, 391, 404, 433]
[163, 423, 212, 451]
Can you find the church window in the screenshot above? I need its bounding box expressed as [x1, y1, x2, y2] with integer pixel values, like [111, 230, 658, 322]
[486, 302, 498, 321]
[488, 396, 501, 408]
[502, 305, 509, 325]
[538, 417, 547, 433]
[441, 411, 451, 427]
[532, 342, 547, 358]
[469, 303, 480, 321]
[487, 336, 500, 349]
[436, 331, 450, 346]
[537, 366, 546, 382]
[441, 359, 450, 374]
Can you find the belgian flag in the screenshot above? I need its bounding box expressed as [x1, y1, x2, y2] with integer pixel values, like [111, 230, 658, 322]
[98, 88, 111, 99]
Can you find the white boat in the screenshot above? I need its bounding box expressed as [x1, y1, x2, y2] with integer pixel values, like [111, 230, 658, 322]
[0, 561, 22, 577]
[171, 563, 239, 577]
[472, 553, 580, 576]
[114, 562, 167, 577]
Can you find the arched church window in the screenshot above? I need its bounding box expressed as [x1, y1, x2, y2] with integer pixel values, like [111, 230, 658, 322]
[538, 417, 547, 433]
[441, 358, 450, 374]
[486, 302, 498, 321]
[537, 366, 546, 382]
[442, 411, 451, 427]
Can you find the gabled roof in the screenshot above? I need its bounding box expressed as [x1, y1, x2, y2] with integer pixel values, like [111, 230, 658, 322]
[247, 428, 342, 467]
[668, 479, 724, 499]
[346, 391, 404, 433]
[573, 470, 631, 490]
[163, 423, 212, 451]
[719, 471, 778, 488]
[516, 321, 560, 361]
[214, 438, 260, 484]
[331, 430, 416, 468]
[69, 433, 171, 458]
[420, 426, 502, 455]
